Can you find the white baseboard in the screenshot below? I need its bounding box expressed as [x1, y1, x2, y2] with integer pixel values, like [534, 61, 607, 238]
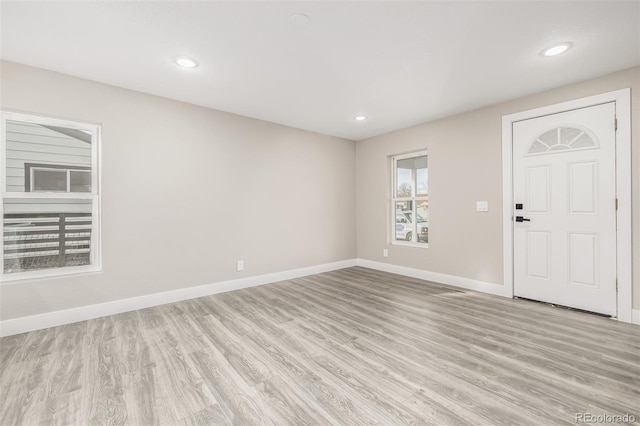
[0, 259, 357, 337]
[356, 259, 505, 296]
[3, 258, 635, 337]
[358, 259, 640, 326]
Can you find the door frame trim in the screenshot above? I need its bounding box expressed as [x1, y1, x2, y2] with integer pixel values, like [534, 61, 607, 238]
[501, 88, 632, 322]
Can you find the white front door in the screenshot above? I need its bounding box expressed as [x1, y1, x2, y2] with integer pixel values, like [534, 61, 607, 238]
[512, 102, 617, 316]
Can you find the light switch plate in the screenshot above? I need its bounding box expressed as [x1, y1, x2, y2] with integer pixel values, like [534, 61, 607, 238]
[476, 201, 489, 212]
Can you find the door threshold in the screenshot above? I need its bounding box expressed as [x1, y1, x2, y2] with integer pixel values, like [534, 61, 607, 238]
[514, 297, 612, 318]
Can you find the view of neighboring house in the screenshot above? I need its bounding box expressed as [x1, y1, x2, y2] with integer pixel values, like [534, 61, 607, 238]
[3, 122, 94, 273]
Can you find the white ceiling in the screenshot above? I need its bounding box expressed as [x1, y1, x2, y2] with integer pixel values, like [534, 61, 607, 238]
[1, 1, 639, 141]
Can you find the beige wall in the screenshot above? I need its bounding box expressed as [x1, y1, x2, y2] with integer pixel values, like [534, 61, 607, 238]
[356, 66, 640, 309]
[0, 61, 356, 320]
[2, 61, 637, 322]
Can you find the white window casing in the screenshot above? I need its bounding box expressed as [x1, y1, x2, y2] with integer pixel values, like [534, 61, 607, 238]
[391, 150, 428, 248]
[0, 111, 102, 282]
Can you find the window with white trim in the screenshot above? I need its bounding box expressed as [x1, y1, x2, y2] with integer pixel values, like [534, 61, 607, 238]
[26, 163, 92, 193]
[1, 112, 101, 280]
[392, 151, 428, 246]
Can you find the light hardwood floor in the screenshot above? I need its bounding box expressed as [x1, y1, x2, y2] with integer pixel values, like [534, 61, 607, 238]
[1, 267, 639, 425]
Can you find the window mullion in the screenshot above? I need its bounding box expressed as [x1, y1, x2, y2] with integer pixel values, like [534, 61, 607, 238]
[393, 156, 398, 199]
[412, 197, 417, 243]
[412, 167, 416, 198]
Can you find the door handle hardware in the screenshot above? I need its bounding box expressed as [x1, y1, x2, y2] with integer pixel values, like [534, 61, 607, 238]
[515, 216, 531, 222]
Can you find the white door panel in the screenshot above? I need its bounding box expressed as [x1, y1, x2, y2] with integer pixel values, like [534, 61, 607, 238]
[568, 232, 598, 286]
[526, 231, 550, 279]
[513, 102, 616, 316]
[526, 166, 550, 213]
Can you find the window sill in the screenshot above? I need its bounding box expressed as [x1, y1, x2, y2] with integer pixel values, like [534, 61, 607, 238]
[391, 241, 429, 249]
[0, 265, 102, 284]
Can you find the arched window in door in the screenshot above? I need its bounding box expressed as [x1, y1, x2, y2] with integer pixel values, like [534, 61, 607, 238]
[527, 126, 598, 155]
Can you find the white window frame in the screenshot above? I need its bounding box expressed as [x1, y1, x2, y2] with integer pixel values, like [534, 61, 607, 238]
[391, 150, 428, 248]
[0, 111, 102, 282]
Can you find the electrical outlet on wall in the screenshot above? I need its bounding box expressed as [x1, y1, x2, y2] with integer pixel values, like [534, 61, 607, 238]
[476, 201, 489, 212]
[383, 249, 389, 257]
[236, 260, 244, 271]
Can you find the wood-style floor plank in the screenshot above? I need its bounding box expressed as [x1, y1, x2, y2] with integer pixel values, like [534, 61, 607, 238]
[1, 266, 638, 425]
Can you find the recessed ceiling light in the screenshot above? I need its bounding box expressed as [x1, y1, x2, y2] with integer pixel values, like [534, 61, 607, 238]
[290, 13, 310, 26]
[354, 116, 367, 121]
[174, 56, 199, 68]
[541, 42, 572, 57]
